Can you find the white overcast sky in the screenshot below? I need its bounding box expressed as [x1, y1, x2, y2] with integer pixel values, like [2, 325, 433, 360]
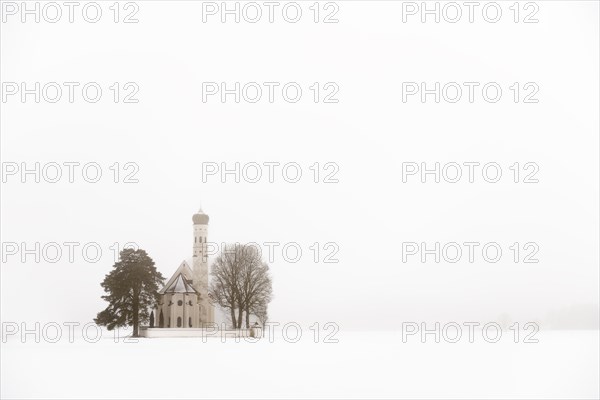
[1, 1, 598, 329]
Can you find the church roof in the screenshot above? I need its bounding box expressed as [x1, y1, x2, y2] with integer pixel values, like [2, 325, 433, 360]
[163, 273, 197, 294]
[159, 260, 194, 294]
[193, 208, 209, 225]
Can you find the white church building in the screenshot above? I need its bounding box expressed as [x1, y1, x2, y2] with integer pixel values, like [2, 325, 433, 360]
[151, 209, 215, 329]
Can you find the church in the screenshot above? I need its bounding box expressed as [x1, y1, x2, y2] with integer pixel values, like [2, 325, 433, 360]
[152, 209, 215, 328]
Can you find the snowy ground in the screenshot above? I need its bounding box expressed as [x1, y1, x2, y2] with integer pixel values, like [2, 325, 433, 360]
[1, 328, 598, 399]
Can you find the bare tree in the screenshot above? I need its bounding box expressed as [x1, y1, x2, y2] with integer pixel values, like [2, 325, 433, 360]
[209, 243, 273, 329]
[238, 245, 273, 328]
[208, 244, 242, 329]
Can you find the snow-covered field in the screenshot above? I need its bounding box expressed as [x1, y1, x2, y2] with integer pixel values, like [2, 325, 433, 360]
[2, 328, 598, 399]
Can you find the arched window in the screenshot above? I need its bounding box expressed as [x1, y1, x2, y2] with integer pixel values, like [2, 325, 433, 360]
[177, 317, 182, 327]
[189, 317, 192, 327]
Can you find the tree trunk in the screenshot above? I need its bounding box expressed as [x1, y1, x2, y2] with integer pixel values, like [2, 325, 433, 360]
[245, 308, 250, 328]
[237, 306, 243, 329]
[230, 306, 237, 330]
[132, 301, 139, 337]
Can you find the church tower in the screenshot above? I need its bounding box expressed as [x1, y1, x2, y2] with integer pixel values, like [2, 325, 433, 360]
[192, 208, 214, 325]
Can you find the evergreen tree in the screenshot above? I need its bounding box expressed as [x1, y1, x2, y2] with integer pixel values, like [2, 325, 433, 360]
[95, 248, 165, 337]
